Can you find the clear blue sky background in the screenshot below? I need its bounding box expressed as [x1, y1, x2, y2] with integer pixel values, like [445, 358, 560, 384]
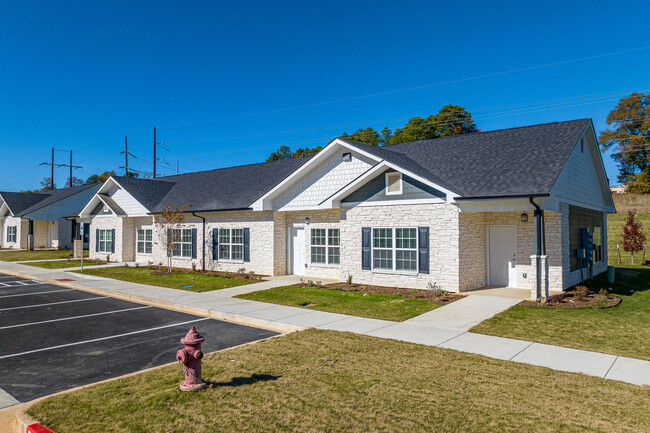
[1, 0, 649, 191]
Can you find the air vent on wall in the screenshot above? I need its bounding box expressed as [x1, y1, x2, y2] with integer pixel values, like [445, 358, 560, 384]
[342, 152, 352, 162]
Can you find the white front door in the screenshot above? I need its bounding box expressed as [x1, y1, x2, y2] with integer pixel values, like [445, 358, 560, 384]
[488, 225, 517, 287]
[290, 227, 306, 276]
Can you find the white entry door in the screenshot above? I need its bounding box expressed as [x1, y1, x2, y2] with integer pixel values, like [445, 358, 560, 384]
[290, 227, 306, 276]
[488, 225, 517, 287]
[48, 222, 58, 248]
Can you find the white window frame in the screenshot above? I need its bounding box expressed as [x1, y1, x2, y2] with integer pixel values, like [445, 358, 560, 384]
[6, 226, 16, 243]
[172, 228, 192, 258]
[218, 228, 244, 262]
[385, 172, 403, 195]
[137, 228, 153, 254]
[98, 229, 113, 253]
[371, 227, 418, 272]
[310, 228, 340, 266]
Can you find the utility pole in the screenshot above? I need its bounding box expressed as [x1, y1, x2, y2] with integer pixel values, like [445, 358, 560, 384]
[39, 148, 56, 190]
[40, 149, 81, 189]
[153, 126, 157, 178]
[176, 160, 179, 175]
[119, 136, 135, 176]
[69, 151, 73, 188]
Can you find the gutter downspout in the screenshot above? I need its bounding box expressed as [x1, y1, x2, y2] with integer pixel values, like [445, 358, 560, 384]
[192, 212, 206, 272]
[529, 197, 546, 302]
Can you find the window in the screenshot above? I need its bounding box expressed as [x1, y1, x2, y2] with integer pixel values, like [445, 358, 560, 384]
[593, 227, 603, 263]
[98, 229, 113, 253]
[6, 226, 16, 243]
[385, 172, 402, 195]
[310, 228, 340, 265]
[219, 228, 244, 261]
[372, 228, 418, 272]
[172, 228, 192, 258]
[137, 229, 152, 254]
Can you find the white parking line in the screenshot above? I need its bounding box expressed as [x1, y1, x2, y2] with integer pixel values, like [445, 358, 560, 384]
[0, 317, 211, 359]
[0, 305, 153, 330]
[0, 280, 43, 287]
[0, 296, 108, 312]
[0, 289, 75, 299]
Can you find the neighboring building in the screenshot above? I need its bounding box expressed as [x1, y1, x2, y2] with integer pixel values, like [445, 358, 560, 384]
[610, 185, 626, 194]
[73, 118, 615, 299]
[0, 184, 101, 250]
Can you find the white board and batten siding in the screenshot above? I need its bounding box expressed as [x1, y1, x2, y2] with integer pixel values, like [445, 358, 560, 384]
[273, 149, 376, 211]
[550, 130, 613, 212]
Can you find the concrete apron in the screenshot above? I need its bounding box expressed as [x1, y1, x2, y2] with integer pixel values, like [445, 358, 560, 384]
[1, 335, 283, 433]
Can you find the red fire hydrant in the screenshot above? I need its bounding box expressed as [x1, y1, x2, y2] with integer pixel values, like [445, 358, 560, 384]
[176, 326, 207, 391]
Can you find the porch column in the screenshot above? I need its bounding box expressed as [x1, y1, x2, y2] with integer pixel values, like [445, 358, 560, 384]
[530, 254, 549, 300]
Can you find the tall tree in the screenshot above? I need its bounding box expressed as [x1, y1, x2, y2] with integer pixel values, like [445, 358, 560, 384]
[154, 204, 190, 273]
[339, 127, 381, 146]
[622, 210, 646, 265]
[39, 177, 55, 191]
[266, 145, 294, 162]
[388, 104, 477, 145]
[599, 92, 650, 187]
[64, 177, 84, 188]
[85, 170, 116, 184]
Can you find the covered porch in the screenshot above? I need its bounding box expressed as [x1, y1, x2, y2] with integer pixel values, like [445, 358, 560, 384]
[457, 195, 563, 301]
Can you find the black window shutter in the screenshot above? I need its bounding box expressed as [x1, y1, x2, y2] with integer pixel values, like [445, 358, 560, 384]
[95, 229, 99, 252]
[212, 228, 219, 260]
[110, 229, 115, 253]
[418, 227, 429, 274]
[191, 228, 197, 259]
[362, 227, 371, 270]
[243, 228, 250, 262]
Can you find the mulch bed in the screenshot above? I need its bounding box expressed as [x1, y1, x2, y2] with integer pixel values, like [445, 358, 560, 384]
[145, 266, 264, 282]
[293, 282, 464, 305]
[520, 287, 621, 309]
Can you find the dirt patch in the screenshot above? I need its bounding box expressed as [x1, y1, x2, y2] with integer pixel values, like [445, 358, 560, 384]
[144, 266, 264, 282]
[520, 286, 621, 309]
[293, 282, 464, 305]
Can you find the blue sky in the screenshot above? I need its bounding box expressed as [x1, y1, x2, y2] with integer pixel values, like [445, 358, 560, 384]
[0, 0, 649, 191]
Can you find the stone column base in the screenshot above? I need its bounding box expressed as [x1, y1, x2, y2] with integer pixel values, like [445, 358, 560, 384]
[529, 255, 549, 301]
[27, 235, 34, 251]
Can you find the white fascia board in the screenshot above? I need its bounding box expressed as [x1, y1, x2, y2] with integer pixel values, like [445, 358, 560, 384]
[106, 177, 151, 216]
[250, 139, 384, 211]
[0, 202, 10, 217]
[81, 177, 149, 217]
[341, 198, 446, 208]
[78, 194, 103, 217]
[323, 162, 389, 208]
[457, 197, 552, 213]
[0, 195, 13, 216]
[381, 161, 459, 201]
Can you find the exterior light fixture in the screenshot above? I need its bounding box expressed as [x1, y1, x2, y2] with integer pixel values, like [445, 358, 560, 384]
[521, 213, 528, 222]
[305, 217, 310, 225]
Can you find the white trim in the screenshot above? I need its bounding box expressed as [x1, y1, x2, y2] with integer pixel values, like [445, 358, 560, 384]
[370, 227, 419, 273]
[385, 172, 403, 195]
[341, 198, 446, 207]
[79, 176, 150, 218]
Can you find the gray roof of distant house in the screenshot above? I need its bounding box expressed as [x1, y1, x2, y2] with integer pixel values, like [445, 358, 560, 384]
[339, 118, 592, 198]
[18, 184, 101, 216]
[111, 157, 311, 213]
[0, 191, 52, 215]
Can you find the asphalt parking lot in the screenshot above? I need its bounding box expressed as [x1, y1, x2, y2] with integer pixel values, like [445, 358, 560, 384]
[0, 273, 278, 405]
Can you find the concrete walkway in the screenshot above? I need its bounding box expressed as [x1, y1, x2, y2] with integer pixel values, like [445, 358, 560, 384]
[405, 295, 522, 331]
[216, 275, 337, 297]
[1, 260, 649, 387]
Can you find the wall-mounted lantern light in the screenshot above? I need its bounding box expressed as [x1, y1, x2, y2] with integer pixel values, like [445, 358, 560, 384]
[521, 213, 528, 222]
[305, 217, 310, 225]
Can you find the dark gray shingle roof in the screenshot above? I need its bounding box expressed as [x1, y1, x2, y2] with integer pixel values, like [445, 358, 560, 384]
[18, 184, 101, 216]
[342, 118, 591, 197]
[112, 157, 311, 213]
[0, 192, 52, 215]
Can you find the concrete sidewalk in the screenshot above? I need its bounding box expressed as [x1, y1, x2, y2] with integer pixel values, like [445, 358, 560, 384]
[1, 260, 649, 387]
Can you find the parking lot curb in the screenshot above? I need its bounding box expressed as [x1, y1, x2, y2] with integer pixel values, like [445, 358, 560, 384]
[0, 269, 305, 335]
[9, 335, 283, 433]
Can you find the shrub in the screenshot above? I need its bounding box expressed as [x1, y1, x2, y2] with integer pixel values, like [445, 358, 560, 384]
[191, 262, 197, 272]
[346, 274, 353, 285]
[427, 281, 447, 297]
[237, 267, 247, 275]
[574, 285, 590, 301]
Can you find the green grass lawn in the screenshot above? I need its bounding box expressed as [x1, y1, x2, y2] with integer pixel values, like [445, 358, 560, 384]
[472, 267, 650, 360]
[607, 212, 650, 266]
[22, 259, 106, 269]
[0, 249, 87, 261]
[237, 285, 439, 321]
[72, 266, 254, 292]
[28, 329, 650, 433]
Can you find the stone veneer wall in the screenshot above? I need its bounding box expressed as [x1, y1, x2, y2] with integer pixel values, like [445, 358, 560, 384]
[33, 221, 50, 249]
[341, 203, 460, 291]
[458, 210, 563, 293]
[141, 211, 276, 275]
[276, 209, 342, 280]
[89, 216, 124, 262]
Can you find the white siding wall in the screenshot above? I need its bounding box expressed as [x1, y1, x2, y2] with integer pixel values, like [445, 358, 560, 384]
[273, 150, 375, 210]
[551, 132, 610, 211]
[1, 216, 26, 249]
[108, 187, 149, 215]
